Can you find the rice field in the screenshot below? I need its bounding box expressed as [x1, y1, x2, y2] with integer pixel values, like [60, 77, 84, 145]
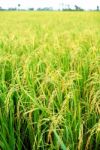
[0, 11, 100, 150]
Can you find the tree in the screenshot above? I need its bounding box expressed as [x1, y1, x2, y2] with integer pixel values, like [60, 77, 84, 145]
[18, 4, 21, 10]
[97, 5, 99, 11]
[74, 5, 84, 11]
[75, 5, 79, 10]
[18, 4, 20, 7]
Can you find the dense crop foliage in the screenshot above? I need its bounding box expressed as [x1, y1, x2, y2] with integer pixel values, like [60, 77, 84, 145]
[0, 11, 100, 150]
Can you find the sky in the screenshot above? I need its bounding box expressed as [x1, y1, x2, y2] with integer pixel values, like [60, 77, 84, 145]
[0, 0, 100, 10]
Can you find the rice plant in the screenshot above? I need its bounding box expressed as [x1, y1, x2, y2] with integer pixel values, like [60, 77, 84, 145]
[0, 11, 100, 150]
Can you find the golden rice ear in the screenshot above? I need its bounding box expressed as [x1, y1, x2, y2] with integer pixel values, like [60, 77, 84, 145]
[85, 122, 100, 150]
[78, 124, 83, 150]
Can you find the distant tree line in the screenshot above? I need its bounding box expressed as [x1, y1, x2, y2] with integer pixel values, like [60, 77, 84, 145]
[0, 5, 99, 11]
[37, 7, 53, 11]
